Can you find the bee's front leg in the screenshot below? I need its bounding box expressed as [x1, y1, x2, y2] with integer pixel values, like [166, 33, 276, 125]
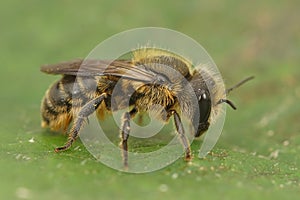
[55, 93, 107, 152]
[173, 111, 192, 161]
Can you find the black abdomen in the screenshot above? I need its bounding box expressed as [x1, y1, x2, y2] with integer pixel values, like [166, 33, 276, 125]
[41, 75, 98, 131]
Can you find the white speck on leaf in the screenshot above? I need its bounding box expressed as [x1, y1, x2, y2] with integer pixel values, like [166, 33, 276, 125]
[81, 159, 88, 165]
[269, 150, 279, 159]
[28, 137, 35, 143]
[266, 130, 274, 137]
[283, 140, 289, 146]
[16, 187, 31, 199]
[56, 163, 63, 169]
[171, 173, 178, 179]
[159, 184, 168, 192]
[15, 154, 31, 161]
[74, 146, 81, 151]
[15, 154, 22, 160]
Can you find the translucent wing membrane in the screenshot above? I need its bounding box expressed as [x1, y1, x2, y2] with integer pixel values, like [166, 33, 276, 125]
[41, 59, 159, 83]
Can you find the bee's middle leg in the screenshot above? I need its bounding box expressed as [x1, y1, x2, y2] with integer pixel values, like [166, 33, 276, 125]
[120, 108, 137, 168]
[173, 111, 192, 161]
[55, 93, 107, 152]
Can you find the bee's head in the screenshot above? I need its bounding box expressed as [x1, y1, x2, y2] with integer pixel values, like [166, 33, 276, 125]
[189, 71, 213, 137]
[190, 71, 254, 137]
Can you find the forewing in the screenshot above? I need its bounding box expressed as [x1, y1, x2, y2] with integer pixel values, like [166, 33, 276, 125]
[41, 59, 83, 75]
[41, 59, 158, 83]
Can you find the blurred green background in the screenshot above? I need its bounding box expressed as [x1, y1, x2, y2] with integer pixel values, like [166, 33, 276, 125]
[0, 0, 299, 199]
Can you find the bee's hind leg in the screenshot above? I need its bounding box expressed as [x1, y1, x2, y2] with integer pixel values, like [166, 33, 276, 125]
[55, 93, 107, 152]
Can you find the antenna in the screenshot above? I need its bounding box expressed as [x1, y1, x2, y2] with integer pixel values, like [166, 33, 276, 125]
[226, 76, 254, 94]
[217, 99, 237, 110]
[217, 76, 254, 110]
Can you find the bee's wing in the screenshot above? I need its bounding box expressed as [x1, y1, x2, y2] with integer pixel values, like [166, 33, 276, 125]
[41, 59, 84, 76]
[41, 59, 158, 83]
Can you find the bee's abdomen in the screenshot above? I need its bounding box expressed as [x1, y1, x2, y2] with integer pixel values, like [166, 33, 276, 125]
[41, 75, 98, 132]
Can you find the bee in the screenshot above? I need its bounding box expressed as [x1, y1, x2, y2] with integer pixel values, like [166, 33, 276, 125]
[41, 48, 253, 167]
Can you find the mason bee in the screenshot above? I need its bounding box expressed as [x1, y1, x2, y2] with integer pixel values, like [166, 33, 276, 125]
[41, 48, 253, 167]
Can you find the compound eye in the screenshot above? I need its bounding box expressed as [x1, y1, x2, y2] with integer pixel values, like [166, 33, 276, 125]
[198, 92, 211, 122]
